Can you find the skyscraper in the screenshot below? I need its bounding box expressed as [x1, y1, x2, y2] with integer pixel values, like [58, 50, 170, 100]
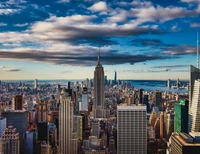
[188, 65, 200, 132]
[59, 88, 78, 154]
[94, 49, 104, 118]
[117, 105, 147, 154]
[114, 71, 117, 85]
[12, 95, 23, 110]
[174, 99, 188, 133]
[81, 87, 88, 111]
[139, 89, 144, 104]
[34, 79, 38, 89]
[155, 90, 162, 111]
[167, 79, 171, 88]
[2, 110, 28, 154]
[0, 117, 6, 137]
[38, 99, 48, 122]
[0, 126, 20, 154]
[188, 79, 200, 132]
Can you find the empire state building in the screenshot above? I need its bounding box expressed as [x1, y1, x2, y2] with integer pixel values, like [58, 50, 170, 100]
[94, 49, 105, 118]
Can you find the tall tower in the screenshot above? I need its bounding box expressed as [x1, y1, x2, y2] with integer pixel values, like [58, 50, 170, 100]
[38, 99, 48, 122]
[94, 48, 104, 118]
[81, 87, 88, 111]
[117, 105, 147, 154]
[114, 71, 117, 85]
[155, 90, 162, 111]
[59, 88, 77, 154]
[0, 117, 6, 137]
[34, 79, 38, 89]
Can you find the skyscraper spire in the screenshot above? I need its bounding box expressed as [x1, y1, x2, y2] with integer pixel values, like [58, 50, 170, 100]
[98, 47, 100, 65]
[197, 32, 199, 69]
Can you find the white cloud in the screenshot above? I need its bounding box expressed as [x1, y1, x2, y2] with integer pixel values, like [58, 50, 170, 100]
[0, 66, 21, 72]
[88, 1, 109, 12]
[57, 0, 70, 3]
[181, 0, 199, 3]
[131, 0, 152, 7]
[14, 23, 28, 27]
[191, 23, 200, 27]
[0, 9, 19, 15]
[0, 22, 7, 26]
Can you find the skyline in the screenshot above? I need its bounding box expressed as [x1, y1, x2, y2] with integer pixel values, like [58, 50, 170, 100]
[0, 0, 200, 80]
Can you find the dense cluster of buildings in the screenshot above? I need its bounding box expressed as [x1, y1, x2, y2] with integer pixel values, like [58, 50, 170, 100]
[0, 52, 200, 154]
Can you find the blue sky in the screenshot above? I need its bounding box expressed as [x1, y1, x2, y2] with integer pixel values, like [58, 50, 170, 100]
[0, 0, 200, 80]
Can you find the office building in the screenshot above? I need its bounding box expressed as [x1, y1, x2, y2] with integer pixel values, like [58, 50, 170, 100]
[114, 71, 117, 85]
[82, 87, 88, 111]
[0, 117, 6, 137]
[59, 88, 78, 154]
[37, 122, 48, 142]
[49, 122, 57, 150]
[166, 113, 174, 140]
[25, 131, 37, 154]
[94, 49, 105, 118]
[160, 111, 164, 140]
[92, 119, 100, 138]
[2, 110, 28, 154]
[167, 79, 171, 88]
[0, 126, 20, 154]
[170, 132, 200, 154]
[155, 90, 162, 111]
[34, 79, 38, 89]
[12, 95, 23, 110]
[143, 94, 150, 113]
[74, 115, 83, 141]
[38, 99, 48, 122]
[174, 99, 188, 133]
[139, 89, 144, 104]
[40, 141, 50, 154]
[117, 105, 147, 154]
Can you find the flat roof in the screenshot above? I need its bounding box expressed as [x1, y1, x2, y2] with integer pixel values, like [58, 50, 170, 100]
[176, 136, 200, 146]
[117, 105, 146, 110]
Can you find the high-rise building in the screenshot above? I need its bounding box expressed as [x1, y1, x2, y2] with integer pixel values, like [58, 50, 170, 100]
[74, 115, 83, 141]
[170, 132, 200, 154]
[12, 95, 23, 110]
[114, 71, 117, 85]
[188, 65, 200, 132]
[94, 49, 105, 118]
[188, 79, 200, 132]
[37, 122, 48, 143]
[2, 110, 28, 154]
[0, 126, 20, 154]
[59, 88, 78, 154]
[25, 131, 37, 154]
[38, 99, 48, 122]
[155, 90, 162, 111]
[139, 89, 144, 104]
[92, 119, 100, 137]
[167, 79, 171, 88]
[0, 117, 6, 137]
[104, 76, 108, 86]
[34, 79, 38, 89]
[143, 94, 150, 113]
[174, 99, 189, 133]
[160, 111, 164, 140]
[117, 105, 147, 154]
[81, 87, 88, 111]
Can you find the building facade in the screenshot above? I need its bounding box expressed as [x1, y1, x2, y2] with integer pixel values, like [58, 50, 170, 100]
[117, 105, 147, 154]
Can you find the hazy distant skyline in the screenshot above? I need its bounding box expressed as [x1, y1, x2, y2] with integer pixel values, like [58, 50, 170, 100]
[0, 0, 200, 80]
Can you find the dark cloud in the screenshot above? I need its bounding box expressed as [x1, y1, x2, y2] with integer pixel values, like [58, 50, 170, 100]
[60, 70, 72, 74]
[161, 45, 196, 55]
[152, 65, 189, 68]
[0, 49, 169, 66]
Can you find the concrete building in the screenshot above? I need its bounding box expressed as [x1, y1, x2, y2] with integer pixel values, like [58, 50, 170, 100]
[2, 110, 28, 154]
[93, 49, 105, 118]
[59, 88, 78, 154]
[12, 95, 23, 110]
[91, 119, 100, 138]
[117, 105, 147, 154]
[0, 126, 20, 154]
[34, 79, 38, 89]
[160, 111, 164, 140]
[139, 89, 144, 104]
[74, 115, 83, 141]
[38, 99, 48, 122]
[155, 90, 162, 111]
[81, 87, 89, 111]
[0, 117, 6, 137]
[170, 132, 200, 154]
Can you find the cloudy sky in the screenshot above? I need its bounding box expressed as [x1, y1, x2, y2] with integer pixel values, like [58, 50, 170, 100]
[0, 0, 199, 80]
